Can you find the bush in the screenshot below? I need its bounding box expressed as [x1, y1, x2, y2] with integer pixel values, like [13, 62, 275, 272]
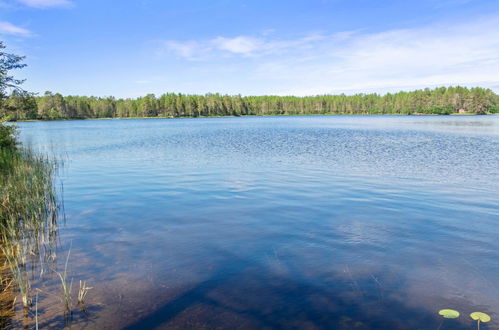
[0, 122, 17, 149]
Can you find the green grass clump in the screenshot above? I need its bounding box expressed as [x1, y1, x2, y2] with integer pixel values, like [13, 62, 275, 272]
[0, 122, 59, 312]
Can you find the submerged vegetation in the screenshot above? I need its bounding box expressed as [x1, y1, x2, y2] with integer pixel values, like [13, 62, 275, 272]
[1, 86, 498, 121]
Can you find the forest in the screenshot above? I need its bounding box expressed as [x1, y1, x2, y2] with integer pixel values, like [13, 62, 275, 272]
[1, 86, 498, 121]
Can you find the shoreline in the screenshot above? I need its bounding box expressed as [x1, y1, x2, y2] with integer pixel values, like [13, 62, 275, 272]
[12, 112, 493, 123]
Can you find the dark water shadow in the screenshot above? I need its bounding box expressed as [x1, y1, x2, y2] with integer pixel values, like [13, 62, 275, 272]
[123, 249, 474, 330]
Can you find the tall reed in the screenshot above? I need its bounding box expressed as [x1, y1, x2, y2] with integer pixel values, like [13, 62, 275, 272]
[0, 141, 59, 313]
[54, 248, 73, 314]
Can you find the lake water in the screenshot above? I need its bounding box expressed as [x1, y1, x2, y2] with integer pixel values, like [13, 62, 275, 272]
[15, 115, 499, 329]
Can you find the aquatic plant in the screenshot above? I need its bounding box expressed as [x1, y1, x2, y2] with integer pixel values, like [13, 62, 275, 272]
[438, 309, 460, 318]
[54, 248, 73, 314]
[0, 125, 60, 323]
[1, 242, 31, 309]
[470, 312, 491, 330]
[77, 280, 92, 305]
[35, 291, 38, 330]
[437, 309, 460, 330]
[0, 260, 16, 326]
[0, 144, 59, 313]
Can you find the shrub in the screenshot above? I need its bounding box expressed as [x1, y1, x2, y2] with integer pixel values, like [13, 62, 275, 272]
[0, 121, 17, 149]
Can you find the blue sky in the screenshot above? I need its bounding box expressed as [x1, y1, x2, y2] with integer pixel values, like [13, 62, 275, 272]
[1, 0, 499, 97]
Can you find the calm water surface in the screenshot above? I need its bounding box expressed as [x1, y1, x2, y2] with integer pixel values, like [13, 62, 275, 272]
[16, 115, 499, 329]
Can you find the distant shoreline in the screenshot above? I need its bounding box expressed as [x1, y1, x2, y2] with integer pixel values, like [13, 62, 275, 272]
[4, 87, 497, 121]
[13, 112, 492, 123]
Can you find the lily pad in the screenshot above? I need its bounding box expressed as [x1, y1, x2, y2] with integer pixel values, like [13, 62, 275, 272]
[470, 312, 491, 323]
[439, 309, 460, 319]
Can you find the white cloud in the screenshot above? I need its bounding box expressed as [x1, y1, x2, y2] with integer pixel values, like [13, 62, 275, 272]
[159, 15, 499, 95]
[162, 40, 202, 59]
[212, 36, 262, 55]
[162, 32, 332, 59]
[0, 21, 31, 36]
[302, 16, 499, 95]
[16, 0, 72, 8]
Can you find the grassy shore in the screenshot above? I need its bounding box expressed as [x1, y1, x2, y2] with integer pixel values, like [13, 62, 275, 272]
[0, 122, 58, 324]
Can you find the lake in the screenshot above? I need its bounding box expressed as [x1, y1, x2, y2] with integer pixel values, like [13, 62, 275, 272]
[14, 115, 499, 329]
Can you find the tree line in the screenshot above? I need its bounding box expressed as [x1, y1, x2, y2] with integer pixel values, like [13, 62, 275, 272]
[1, 86, 498, 121]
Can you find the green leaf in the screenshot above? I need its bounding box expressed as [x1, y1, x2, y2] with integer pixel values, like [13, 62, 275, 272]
[438, 309, 460, 319]
[470, 312, 491, 323]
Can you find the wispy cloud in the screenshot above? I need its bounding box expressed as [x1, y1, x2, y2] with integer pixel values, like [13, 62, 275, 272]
[0, 21, 31, 36]
[284, 16, 499, 95]
[16, 0, 72, 8]
[212, 36, 263, 55]
[159, 15, 499, 95]
[160, 32, 334, 60]
[162, 40, 206, 59]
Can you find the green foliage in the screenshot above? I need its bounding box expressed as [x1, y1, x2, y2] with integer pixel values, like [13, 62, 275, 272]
[0, 42, 35, 121]
[48, 108, 60, 120]
[438, 309, 460, 318]
[0, 41, 27, 101]
[0, 121, 17, 149]
[2, 86, 498, 120]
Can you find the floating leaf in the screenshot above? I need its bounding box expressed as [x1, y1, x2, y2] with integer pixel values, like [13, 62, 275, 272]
[439, 309, 460, 319]
[470, 312, 491, 323]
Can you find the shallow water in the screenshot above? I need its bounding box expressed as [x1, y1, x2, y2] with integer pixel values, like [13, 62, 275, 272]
[14, 115, 499, 329]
